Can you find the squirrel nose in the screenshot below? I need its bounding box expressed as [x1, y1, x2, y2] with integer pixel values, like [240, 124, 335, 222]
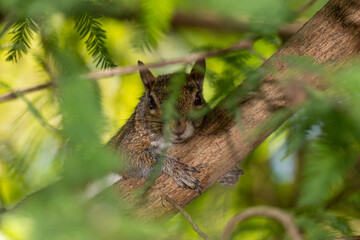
[172, 127, 185, 137]
[171, 120, 186, 136]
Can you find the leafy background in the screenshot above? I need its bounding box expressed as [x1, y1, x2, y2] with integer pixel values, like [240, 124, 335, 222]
[1, 0, 360, 239]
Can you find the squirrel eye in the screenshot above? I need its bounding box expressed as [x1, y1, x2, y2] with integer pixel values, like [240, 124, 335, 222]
[194, 92, 202, 106]
[149, 96, 156, 109]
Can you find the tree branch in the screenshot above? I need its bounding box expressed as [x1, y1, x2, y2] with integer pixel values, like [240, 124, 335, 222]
[222, 206, 304, 240]
[113, 0, 360, 220]
[0, 6, 306, 103]
[163, 195, 211, 240]
[171, 12, 302, 42]
[0, 39, 253, 103]
[0, 8, 301, 43]
[0, 81, 53, 103]
[86, 40, 253, 79]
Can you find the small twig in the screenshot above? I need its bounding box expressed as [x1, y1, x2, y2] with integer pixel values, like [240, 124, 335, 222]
[163, 195, 212, 240]
[296, 0, 319, 15]
[0, 39, 254, 103]
[0, 81, 53, 103]
[222, 206, 305, 240]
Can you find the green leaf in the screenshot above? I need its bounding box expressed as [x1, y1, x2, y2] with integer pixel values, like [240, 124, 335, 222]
[324, 214, 353, 236]
[296, 216, 333, 240]
[74, 13, 116, 69]
[298, 132, 358, 207]
[6, 18, 39, 62]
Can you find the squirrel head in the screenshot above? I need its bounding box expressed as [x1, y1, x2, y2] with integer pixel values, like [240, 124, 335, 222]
[138, 59, 206, 143]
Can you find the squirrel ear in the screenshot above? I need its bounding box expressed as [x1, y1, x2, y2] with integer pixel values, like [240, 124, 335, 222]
[138, 60, 156, 91]
[190, 58, 206, 90]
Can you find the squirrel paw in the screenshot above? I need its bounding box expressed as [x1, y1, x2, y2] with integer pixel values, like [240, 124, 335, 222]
[217, 166, 244, 187]
[174, 172, 203, 194]
[165, 158, 203, 193]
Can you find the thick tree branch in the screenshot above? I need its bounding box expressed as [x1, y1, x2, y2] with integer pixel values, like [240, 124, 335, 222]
[113, 0, 360, 220]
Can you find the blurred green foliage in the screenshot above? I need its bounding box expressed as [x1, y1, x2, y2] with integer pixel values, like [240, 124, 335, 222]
[1, 0, 360, 239]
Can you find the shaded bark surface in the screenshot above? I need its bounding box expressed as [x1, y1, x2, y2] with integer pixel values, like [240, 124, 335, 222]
[114, 0, 360, 220]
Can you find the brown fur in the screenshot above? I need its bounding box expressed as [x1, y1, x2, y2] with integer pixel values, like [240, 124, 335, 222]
[109, 60, 206, 192]
[109, 59, 242, 191]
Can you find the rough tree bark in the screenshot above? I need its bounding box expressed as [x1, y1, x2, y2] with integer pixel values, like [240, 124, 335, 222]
[114, 0, 360, 220]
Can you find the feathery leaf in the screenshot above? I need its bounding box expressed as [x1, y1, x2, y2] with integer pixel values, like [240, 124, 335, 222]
[6, 18, 38, 62]
[74, 13, 116, 69]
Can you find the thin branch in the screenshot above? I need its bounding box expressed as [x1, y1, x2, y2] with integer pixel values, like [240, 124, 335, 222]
[163, 197, 360, 240]
[172, 11, 302, 43]
[88, 8, 300, 42]
[0, 9, 301, 42]
[222, 206, 305, 240]
[296, 0, 319, 15]
[86, 39, 253, 79]
[163, 195, 212, 240]
[0, 81, 53, 103]
[0, 39, 254, 103]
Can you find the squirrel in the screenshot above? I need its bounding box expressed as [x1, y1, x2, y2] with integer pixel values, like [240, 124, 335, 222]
[109, 59, 243, 193]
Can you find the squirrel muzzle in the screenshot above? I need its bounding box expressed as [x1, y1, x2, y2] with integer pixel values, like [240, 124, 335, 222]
[170, 119, 194, 143]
